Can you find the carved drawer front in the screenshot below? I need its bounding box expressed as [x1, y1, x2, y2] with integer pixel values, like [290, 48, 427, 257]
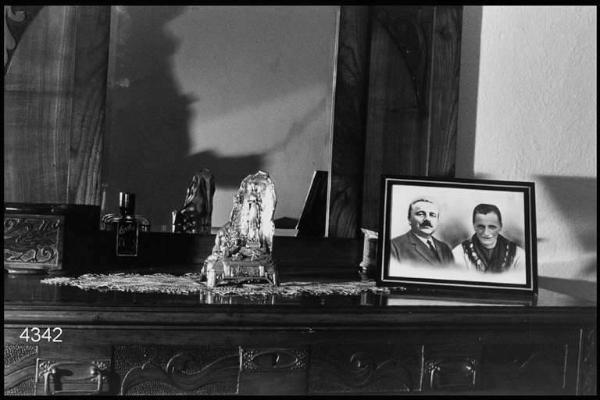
[4, 344, 38, 395]
[115, 345, 239, 395]
[35, 358, 112, 395]
[308, 343, 422, 394]
[423, 343, 482, 392]
[238, 347, 309, 395]
[479, 343, 575, 394]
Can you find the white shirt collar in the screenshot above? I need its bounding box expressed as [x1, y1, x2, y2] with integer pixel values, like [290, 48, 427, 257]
[414, 233, 435, 249]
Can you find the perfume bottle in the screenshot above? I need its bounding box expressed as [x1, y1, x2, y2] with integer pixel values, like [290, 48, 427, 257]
[116, 192, 138, 257]
[101, 193, 150, 232]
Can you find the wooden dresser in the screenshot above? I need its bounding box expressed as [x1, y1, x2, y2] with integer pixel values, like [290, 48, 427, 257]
[4, 266, 596, 396]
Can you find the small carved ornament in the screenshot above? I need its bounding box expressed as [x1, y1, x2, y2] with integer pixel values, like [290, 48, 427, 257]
[172, 169, 215, 235]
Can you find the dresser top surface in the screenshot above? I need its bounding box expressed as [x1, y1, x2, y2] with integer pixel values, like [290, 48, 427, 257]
[4, 265, 595, 311]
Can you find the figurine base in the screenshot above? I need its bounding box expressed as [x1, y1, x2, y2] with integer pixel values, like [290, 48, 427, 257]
[216, 275, 276, 286]
[205, 257, 278, 287]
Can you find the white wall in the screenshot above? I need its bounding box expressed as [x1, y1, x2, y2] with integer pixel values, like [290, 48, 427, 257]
[457, 6, 597, 282]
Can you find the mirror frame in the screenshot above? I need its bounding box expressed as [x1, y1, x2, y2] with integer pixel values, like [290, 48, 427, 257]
[4, 6, 461, 240]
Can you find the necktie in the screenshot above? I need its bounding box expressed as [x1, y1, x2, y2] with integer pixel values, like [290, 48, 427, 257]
[427, 240, 440, 261]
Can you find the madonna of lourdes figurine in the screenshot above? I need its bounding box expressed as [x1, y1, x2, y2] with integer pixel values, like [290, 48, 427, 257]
[203, 171, 278, 287]
[172, 169, 215, 234]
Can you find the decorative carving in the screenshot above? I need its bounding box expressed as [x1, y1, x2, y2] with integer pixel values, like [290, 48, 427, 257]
[173, 169, 215, 234]
[309, 345, 418, 393]
[241, 348, 308, 372]
[4, 6, 42, 74]
[5, 379, 35, 395]
[4, 345, 38, 394]
[345, 352, 412, 389]
[4, 6, 25, 70]
[202, 171, 278, 286]
[35, 358, 110, 395]
[4, 344, 38, 368]
[4, 215, 63, 272]
[36, 358, 110, 378]
[91, 360, 109, 371]
[425, 357, 478, 390]
[480, 343, 569, 392]
[121, 360, 176, 394]
[36, 360, 53, 378]
[118, 347, 239, 395]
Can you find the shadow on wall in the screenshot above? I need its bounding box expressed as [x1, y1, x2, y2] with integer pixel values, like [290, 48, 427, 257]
[539, 276, 597, 302]
[103, 6, 337, 230]
[454, 6, 482, 179]
[536, 175, 597, 277]
[103, 7, 265, 230]
[457, 174, 597, 280]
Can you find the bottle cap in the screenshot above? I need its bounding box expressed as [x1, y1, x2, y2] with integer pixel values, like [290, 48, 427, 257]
[119, 192, 136, 216]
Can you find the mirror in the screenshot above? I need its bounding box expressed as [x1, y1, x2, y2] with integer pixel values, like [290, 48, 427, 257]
[101, 6, 340, 232]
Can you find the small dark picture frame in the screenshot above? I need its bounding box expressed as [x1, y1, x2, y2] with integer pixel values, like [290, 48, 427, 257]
[376, 176, 537, 297]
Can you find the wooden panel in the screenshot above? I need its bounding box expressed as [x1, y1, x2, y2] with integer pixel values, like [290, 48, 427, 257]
[479, 343, 575, 394]
[4, 327, 591, 395]
[427, 6, 462, 177]
[360, 6, 461, 231]
[328, 6, 371, 238]
[361, 6, 435, 231]
[4, 6, 76, 203]
[115, 345, 239, 395]
[309, 343, 421, 394]
[238, 347, 309, 395]
[67, 6, 111, 204]
[3, 6, 110, 205]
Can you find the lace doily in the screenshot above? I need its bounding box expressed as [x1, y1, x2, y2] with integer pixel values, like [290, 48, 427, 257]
[41, 273, 391, 297]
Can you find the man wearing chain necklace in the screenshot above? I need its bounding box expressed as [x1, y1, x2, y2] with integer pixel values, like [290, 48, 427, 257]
[452, 203, 525, 272]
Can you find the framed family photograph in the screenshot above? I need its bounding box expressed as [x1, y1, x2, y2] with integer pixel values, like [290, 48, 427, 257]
[377, 176, 537, 296]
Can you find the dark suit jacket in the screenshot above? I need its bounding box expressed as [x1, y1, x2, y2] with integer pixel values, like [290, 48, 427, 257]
[389, 231, 454, 265]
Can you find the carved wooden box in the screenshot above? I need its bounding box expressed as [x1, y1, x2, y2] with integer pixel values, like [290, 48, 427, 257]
[4, 203, 100, 274]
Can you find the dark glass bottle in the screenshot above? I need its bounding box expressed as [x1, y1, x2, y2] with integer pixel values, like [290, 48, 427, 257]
[116, 192, 138, 256]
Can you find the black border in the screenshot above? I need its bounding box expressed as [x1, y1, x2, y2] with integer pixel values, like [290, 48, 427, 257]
[375, 175, 538, 298]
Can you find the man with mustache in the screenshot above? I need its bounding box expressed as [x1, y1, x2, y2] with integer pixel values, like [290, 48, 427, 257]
[389, 198, 454, 266]
[452, 203, 524, 272]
